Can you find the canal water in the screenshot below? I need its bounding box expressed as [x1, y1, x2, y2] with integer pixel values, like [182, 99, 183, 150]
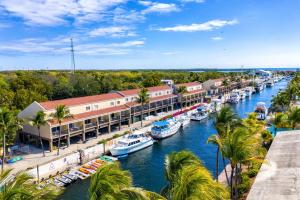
[59, 80, 288, 200]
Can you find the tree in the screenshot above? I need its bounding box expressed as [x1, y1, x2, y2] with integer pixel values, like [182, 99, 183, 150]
[89, 163, 165, 200]
[287, 107, 300, 129]
[162, 151, 229, 200]
[270, 92, 290, 112]
[220, 127, 262, 200]
[0, 107, 22, 173]
[176, 86, 188, 110]
[30, 111, 47, 157]
[136, 88, 150, 127]
[0, 169, 60, 200]
[273, 112, 289, 135]
[208, 106, 239, 183]
[50, 105, 73, 156]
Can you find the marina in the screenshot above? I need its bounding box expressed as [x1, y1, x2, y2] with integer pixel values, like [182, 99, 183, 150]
[59, 78, 288, 200]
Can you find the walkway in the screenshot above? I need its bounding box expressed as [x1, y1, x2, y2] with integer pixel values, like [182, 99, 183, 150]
[247, 130, 300, 200]
[7, 110, 178, 175]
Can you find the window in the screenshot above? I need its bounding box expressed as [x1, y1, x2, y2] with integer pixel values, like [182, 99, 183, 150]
[125, 98, 128, 102]
[159, 92, 161, 95]
[117, 101, 120, 105]
[167, 91, 169, 94]
[110, 102, 115, 106]
[86, 106, 91, 111]
[94, 105, 98, 110]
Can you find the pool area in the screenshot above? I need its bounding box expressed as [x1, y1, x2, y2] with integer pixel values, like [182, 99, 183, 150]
[59, 79, 288, 200]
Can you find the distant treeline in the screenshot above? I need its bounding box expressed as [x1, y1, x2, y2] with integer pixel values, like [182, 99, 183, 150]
[0, 70, 243, 110]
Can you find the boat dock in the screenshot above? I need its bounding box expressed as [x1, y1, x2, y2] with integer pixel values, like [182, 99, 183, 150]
[247, 130, 300, 200]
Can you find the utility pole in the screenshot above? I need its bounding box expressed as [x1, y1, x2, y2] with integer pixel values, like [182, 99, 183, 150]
[70, 38, 76, 74]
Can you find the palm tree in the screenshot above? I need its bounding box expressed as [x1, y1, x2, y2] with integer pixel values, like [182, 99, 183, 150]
[273, 112, 289, 135]
[162, 151, 229, 200]
[0, 107, 22, 173]
[30, 111, 47, 157]
[208, 106, 239, 183]
[50, 105, 73, 156]
[220, 127, 262, 200]
[176, 86, 188, 111]
[136, 88, 150, 127]
[89, 163, 165, 200]
[0, 169, 60, 200]
[287, 107, 300, 129]
[270, 92, 290, 112]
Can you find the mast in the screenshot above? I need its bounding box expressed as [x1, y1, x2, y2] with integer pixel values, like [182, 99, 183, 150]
[70, 38, 76, 74]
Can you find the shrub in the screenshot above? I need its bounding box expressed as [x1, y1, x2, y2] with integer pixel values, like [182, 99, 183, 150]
[247, 168, 258, 178]
[238, 173, 251, 197]
[112, 134, 120, 139]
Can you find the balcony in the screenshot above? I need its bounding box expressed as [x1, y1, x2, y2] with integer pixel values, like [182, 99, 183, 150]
[69, 125, 83, 133]
[85, 122, 97, 129]
[52, 129, 68, 137]
[121, 111, 130, 119]
[110, 114, 120, 122]
[99, 116, 109, 124]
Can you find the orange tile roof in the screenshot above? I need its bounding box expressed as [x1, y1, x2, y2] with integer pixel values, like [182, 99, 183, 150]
[124, 94, 177, 107]
[184, 89, 206, 95]
[176, 82, 201, 87]
[49, 104, 129, 126]
[40, 93, 123, 110]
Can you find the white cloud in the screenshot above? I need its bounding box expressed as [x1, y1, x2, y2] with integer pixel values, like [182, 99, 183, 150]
[140, 1, 180, 14]
[0, 36, 145, 56]
[180, 0, 205, 3]
[155, 19, 238, 32]
[0, 0, 128, 26]
[88, 26, 136, 38]
[162, 51, 177, 55]
[113, 8, 145, 24]
[211, 36, 223, 41]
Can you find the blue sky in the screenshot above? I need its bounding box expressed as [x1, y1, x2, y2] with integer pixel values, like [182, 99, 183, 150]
[0, 0, 300, 70]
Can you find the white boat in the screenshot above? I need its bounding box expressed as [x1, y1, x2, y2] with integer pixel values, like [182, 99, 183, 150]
[179, 115, 190, 127]
[151, 119, 181, 139]
[210, 99, 222, 113]
[244, 87, 253, 97]
[266, 80, 274, 87]
[110, 131, 154, 156]
[254, 102, 268, 120]
[191, 106, 209, 121]
[239, 90, 247, 100]
[229, 91, 240, 104]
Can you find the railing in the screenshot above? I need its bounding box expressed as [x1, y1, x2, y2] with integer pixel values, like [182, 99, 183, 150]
[85, 122, 97, 129]
[69, 125, 83, 132]
[52, 129, 68, 137]
[99, 118, 109, 124]
[111, 116, 120, 121]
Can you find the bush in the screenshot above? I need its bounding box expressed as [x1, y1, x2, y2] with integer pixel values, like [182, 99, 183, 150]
[247, 168, 259, 178]
[112, 134, 120, 139]
[238, 173, 251, 197]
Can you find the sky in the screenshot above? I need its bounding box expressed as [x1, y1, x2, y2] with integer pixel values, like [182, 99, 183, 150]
[0, 0, 300, 70]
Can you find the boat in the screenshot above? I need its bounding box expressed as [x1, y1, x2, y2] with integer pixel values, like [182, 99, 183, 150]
[210, 99, 222, 113]
[239, 90, 247, 100]
[266, 80, 274, 87]
[151, 119, 181, 139]
[255, 84, 264, 93]
[110, 130, 154, 156]
[190, 106, 209, 121]
[53, 178, 65, 187]
[254, 102, 268, 120]
[244, 87, 253, 97]
[179, 115, 190, 127]
[228, 91, 240, 104]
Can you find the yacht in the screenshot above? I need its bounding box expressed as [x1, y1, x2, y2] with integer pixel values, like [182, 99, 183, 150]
[239, 90, 247, 100]
[110, 131, 154, 156]
[191, 106, 209, 121]
[255, 84, 264, 93]
[266, 80, 274, 87]
[179, 115, 190, 127]
[229, 91, 240, 104]
[244, 87, 253, 97]
[151, 119, 181, 139]
[254, 102, 268, 120]
[210, 99, 222, 113]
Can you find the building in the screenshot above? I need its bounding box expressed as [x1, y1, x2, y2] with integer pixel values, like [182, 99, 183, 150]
[175, 82, 206, 108]
[202, 78, 226, 95]
[18, 84, 191, 151]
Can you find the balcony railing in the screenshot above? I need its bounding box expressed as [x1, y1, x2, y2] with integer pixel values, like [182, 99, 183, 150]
[52, 129, 68, 137]
[111, 116, 120, 121]
[69, 125, 83, 133]
[85, 122, 97, 129]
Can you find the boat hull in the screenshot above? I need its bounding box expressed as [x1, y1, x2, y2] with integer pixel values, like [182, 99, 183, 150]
[110, 139, 154, 156]
[151, 122, 181, 139]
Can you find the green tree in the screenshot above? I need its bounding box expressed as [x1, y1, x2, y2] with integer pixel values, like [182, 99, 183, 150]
[162, 151, 229, 200]
[89, 163, 165, 200]
[0, 169, 60, 200]
[176, 86, 188, 111]
[0, 107, 22, 173]
[50, 105, 73, 156]
[30, 111, 47, 157]
[136, 88, 150, 127]
[287, 107, 300, 129]
[273, 112, 289, 135]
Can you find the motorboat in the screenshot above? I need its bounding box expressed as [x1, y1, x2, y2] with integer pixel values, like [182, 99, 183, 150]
[210, 99, 222, 113]
[266, 80, 274, 87]
[239, 90, 247, 100]
[244, 87, 253, 97]
[197, 103, 212, 113]
[110, 130, 154, 156]
[191, 106, 209, 121]
[254, 102, 268, 120]
[255, 84, 264, 93]
[228, 91, 240, 104]
[179, 115, 190, 127]
[151, 119, 181, 139]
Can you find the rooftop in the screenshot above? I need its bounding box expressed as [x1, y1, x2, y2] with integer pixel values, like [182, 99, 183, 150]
[247, 130, 300, 200]
[176, 82, 201, 87]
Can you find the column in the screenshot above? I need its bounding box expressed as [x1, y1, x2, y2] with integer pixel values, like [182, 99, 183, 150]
[108, 114, 111, 133]
[82, 122, 86, 142]
[119, 112, 121, 131]
[49, 139, 53, 152]
[96, 119, 99, 138]
[67, 125, 71, 147]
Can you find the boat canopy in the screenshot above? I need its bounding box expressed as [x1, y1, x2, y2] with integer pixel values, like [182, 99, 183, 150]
[153, 120, 169, 127]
